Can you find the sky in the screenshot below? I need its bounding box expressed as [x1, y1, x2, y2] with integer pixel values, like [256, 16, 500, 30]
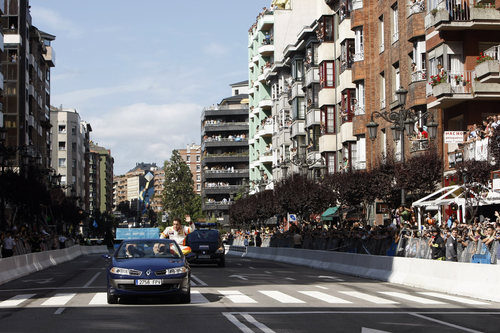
[30, 0, 270, 174]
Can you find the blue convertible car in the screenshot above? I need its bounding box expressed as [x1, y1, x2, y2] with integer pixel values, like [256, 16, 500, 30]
[105, 239, 191, 304]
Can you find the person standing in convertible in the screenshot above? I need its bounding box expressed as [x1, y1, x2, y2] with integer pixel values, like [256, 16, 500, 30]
[160, 215, 195, 247]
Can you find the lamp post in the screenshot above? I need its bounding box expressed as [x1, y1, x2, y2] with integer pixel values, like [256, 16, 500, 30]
[366, 87, 438, 206]
[285, 144, 325, 179]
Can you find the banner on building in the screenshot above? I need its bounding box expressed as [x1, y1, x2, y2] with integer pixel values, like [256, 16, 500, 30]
[444, 131, 464, 144]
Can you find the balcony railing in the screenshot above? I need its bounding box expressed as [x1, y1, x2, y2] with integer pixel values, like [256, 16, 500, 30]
[484, 44, 500, 61]
[354, 105, 365, 115]
[354, 49, 364, 62]
[410, 138, 430, 152]
[409, 0, 425, 15]
[443, 0, 496, 21]
[411, 69, 427, 83]
[341, 110, 354, 124]
[448, 137, 490, 168]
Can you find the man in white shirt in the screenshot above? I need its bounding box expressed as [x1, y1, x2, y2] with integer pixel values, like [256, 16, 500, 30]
[160, 216, 195, 247]
[2, 232, 16, 258]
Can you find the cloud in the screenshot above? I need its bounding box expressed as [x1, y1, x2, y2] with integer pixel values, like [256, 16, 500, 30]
[202, 42, 231, 58]
[30, 6, 83, 38]
[87, 102, 202, 174]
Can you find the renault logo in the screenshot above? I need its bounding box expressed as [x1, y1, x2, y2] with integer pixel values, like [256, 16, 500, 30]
[146, 269, 152, 276]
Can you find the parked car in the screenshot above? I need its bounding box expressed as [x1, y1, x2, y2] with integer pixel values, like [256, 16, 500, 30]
[185, 229, 225, 267]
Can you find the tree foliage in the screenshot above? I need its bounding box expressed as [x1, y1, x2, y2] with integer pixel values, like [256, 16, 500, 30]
[162, 150, 202, 222]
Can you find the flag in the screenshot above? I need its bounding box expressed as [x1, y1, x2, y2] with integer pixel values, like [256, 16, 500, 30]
[93, 220, 98, 228]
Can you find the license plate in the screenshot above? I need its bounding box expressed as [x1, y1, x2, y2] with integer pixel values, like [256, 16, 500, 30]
[135, 279, 162, 286]
[198, 255, 211, 259]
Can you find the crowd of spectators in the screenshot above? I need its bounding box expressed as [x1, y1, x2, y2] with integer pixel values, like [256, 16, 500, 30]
[465, 115, 500, 143]
[0, 225, 83, 259]
[203, 134, 247, 142]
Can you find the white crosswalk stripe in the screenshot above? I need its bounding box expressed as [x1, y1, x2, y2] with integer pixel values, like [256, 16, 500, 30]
[191, 290, 210, 304]
[41, 293, 77, 306]
[259, 290, 305, 303]
[417, 292, 488, 305]
[219, 290, 257, 303]
[0, 294, 36, 307]
[89, 292, 108, 305]
[299, 291, 352, 304]
[339, 291, 399, 304]
[378, 292, 445, 305]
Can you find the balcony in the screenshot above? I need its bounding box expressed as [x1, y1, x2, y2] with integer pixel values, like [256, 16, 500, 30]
[204, 169, 249, 179]
[304, 67, 319, 87]
[475, 46, 500, 83]
[203, 185, 241, 195]
[408, 0, 426, 17]
[258, 99, 273, 109]
[410, 138, 430, 152]
[352, 0, 363, 10]
[411, 69, 427, 83]
[354, 104, 365, 116]
[258, 123, 273, 137]
[319, 134, 338, 153]
[276, 129, 291, 146]
[425, 0, 500, 31]
[257, 12, 274, 31]
[353, 48, 364, 62]
[202, 139, 248, 149]
[291, 81, 304, 100]
[202, 154, 249, 164]
[202, 122, 248, 134]
[290, 120, 305, 138]
[305, 108, 321, 128]
[259, 152, 273, 164]
[43, 45, 56, 67]
[203, 202, 231, 211]
[258, 44, 274, 56]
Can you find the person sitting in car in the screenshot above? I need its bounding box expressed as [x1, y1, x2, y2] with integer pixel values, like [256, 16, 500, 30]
[125, 243, 144, 258]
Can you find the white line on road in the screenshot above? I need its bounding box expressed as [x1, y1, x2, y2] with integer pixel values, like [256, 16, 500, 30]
[41, 293, 76, 306]
[285, 277, 296, 281]
[191, 275, 207, 286]
[219, 290, 257, 303]
[54, 307, 65, 315]
[190, 280, 198, 287]
[242, 314, 276, 333]
[259, 291, 305, 303]
[264, 271, 272, 274]
[299, 291, 352, 304]
[315, 285, 328, 290]
[222, 313, 253, 333]
[409, 312, 483, 333]
[83, 272, 101, 288]
[339, 291, 399, 305]
[249, 266, 256, 270]
[417, 292, 488, 305]
[0, 294, 36, 307]
[230, 275, 248, 281]
[89, 292, 108, 305]
[318, 275, 344, 282]
[378, 292, 445, 305]
[191, 290, 209, 304]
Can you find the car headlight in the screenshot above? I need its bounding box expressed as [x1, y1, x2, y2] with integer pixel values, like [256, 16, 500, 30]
[165, 267, 187, 275]
[110, 267, 138, 275]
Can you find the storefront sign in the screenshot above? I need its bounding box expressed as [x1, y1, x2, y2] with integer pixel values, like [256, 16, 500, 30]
[444, 131, 464, 144]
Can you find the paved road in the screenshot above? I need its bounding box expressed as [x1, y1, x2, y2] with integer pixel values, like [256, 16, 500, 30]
[0, 254, 498, 332]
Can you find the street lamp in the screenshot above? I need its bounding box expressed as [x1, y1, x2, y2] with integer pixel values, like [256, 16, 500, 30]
[366, 86, 438, 206]
[285, 144, 325, 178]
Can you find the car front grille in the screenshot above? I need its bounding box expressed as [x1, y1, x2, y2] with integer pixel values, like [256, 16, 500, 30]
[117, 284, 180, 292]
[129, 269, 142, 276]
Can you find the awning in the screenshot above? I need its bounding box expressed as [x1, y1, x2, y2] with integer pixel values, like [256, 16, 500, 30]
[321, 206, 339, 221]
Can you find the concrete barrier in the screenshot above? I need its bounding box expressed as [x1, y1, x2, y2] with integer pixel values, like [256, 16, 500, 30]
[0, 245, 108, 286]
[232, 246, 500, 303]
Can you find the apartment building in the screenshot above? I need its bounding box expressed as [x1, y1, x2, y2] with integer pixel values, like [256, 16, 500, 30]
[113, 174, 127, 208]
[201, 81, 249, 226]
[151, 168, 165, 214]
[50, 107, 91, 209]
[89, 142, 114, 214]
[178, 143, 202, 194]
[1, 0, 55, 171]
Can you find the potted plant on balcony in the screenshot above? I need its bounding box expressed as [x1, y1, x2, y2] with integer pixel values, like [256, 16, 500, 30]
[454, 74, 464, 86]
[429, 71, 447, 87]
[476, 52, 494, 64]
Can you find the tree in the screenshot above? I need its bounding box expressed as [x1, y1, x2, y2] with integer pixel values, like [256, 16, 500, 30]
[162, 150, 201, 223]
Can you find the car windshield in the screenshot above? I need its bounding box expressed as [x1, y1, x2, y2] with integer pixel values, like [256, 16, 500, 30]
[187, 230, 219, 242]
[115, 240, 182, 259]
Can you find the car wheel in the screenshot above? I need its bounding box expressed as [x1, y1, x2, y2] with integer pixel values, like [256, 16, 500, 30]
[178, 280, 191, 304]
[218, 257, 225, 267]
[107, 292, 118, 304]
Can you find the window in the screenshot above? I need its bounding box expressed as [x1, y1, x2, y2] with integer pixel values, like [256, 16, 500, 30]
[72, 126, 77, 135]
[411, 39, 426, 82]
[197, 184, 201, 191]
[379, 16, 384, 53]
[58, 125, 66, 133]
[58, 158, 66, 167]
[58, 141, 66, 151]
[186, 156, 190, 162]
[322, 106, 336, 134]
[326, 153, 336, 174]
[307, 126, 320, 151]
[355, 136, 366, 170]
[340, 39, 355, 73]
[196, 155, 200, 162]
[392, 4, 399, 43]
[318, 16, 334, 42]
[292, 97, 306, 120]
[393, 62, 400, 101]
[196, 165, 201, 171]
[196, 175, 201, 181]
[235, 89, 239, 95]
[355, 81, 365, 115]
[341, 89, 356, 122]
[380, 72, 386, 109]
[354, 28, 364, 61]
[320, 61, 335, 88]
[292, 59, 304, 81]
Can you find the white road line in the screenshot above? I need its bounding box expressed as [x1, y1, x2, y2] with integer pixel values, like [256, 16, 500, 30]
[318, 275, 344, 282]
[190, 280, 198, 287]
[89, 292, 108, 305]
[0, 294, 36, 307]
[417, 292, 488, 305]
[222, 313, 253, 333]
[249, 266, 256, 270]
[54, 307, 65, 315]
[339, 291, 399, 304]
[378, 292, 445, 305]
[410, 312, 483, 333]
[315, 285, 328, 290]
[191, 290, 209, 304]
[219, 290, 257, 303]
[242, 314, 276, 333]
[191, 275, 207, 286]
[285, 277, 296, 281]
[259, 291, 305, 303]
[83, 272, 101, 288]
[299, 291, 352, 304]
[264, 271, 272, 274]
[41, 293, 77, 306]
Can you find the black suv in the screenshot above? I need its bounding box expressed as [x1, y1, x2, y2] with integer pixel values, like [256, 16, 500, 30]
[185, 229, 225, 267]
